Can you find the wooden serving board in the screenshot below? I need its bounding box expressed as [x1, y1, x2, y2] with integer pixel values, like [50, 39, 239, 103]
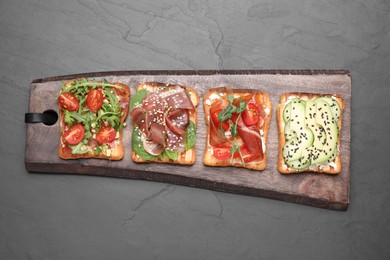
[25, 70, 351, 210]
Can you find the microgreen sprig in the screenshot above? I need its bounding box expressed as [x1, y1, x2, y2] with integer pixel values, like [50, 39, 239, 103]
[217, 94, 248, 165]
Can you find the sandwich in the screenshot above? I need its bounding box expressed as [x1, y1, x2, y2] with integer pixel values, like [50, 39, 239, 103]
[130, 82, 199, 165]
[277, 92, 344, 174]
[58, 78, 130, 160]
[203, 87, 272, 170]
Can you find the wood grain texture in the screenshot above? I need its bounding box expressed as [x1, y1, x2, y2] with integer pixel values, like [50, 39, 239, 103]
[25, 70, 351, 210]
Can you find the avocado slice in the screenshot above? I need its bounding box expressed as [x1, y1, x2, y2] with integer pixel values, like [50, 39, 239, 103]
[282, 101, 292, 123]
[283, 100, 313, 163]
[289, 99, 305, 131]
[284, 120, 296, 140]
[283, 127, 314, 163]
[315, 96, 341, 120]
[283, 98, 305, 123]
[309, 100, 339, 164]
[286, 149, 311, 170]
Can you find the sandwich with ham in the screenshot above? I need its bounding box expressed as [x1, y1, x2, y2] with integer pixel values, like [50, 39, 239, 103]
[130, 82, 199, 165]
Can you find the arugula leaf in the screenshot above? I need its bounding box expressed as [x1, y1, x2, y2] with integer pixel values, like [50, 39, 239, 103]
[69, 142, 89, 155]
[84, 130, 92, 139]
[103, 88, 120, 113]
[94, 145, 102, 156]
[68, 111, 88, 124]
[132, 126, 157, 160]
[63, 78, 120, 93]
[64, 110, 74, 126]
[185, 120, 196, 150]
[130, 89, 149, 110]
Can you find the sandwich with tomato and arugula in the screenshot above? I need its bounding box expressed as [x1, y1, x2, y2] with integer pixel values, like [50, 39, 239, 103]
[58, 78, 130, 160]
[203, 87, 271, 170]
[130, 82, 199, 165]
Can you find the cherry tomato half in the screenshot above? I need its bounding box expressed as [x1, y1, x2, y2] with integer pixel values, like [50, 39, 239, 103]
[242, 103, 260, 126]
[96, 125, 116, 144]
[213, 146, 232, 160]
[63, 124, 85, 145]
[211, 109, 230, 131]
[58, 92, 79, 111]
[86, 89, 104, 111]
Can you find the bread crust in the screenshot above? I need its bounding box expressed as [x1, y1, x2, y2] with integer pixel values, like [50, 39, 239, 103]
[131, 82, 199, 165]
[58, 79, 130, 160]
[203, 87, 272, 171]
[277, 92, 344, 174]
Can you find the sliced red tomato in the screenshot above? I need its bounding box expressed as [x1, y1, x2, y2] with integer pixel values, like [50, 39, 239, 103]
[211, 109, 230, 131]
[242, 103, 260, 126]
[233, 145, 259, 163]
[96, 125, 116, 144]
[58, 92, 79, 111]
[63, 124, 85, 145]
[213, 146, 232, 160]
[86, 89, 104, 111]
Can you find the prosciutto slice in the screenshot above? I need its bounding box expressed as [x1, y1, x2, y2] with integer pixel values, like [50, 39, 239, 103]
[237, 123, 263, 161]
[161, 87, 194, 110]
[130, 107, 146, 132]
[166, 109, 189, 135]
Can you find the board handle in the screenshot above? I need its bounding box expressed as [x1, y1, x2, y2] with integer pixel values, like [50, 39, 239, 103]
[25, 110, 58, 126]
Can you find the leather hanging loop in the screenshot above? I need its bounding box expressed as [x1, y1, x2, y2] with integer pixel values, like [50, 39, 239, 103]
[25, 110, 58, 126]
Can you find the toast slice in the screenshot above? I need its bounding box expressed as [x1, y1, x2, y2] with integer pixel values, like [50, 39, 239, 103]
[131, 82, 199, 165]
[203, 87, 272, 171]
[277, 92, 344, 174]
[58, 78, 130, 160]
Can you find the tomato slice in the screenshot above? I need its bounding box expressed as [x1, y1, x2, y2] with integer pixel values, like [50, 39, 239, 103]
[58, 92, 79, 111]
[213, 146, 232, 160]
[96, 125, 116, 144]
[63, 124, 85, 145]
[86, 89, 104, 111]
[242, 103, 260, 126]
[211, 109, 230, 131]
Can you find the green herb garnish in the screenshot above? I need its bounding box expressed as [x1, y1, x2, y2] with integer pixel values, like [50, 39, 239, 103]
[216, 94, 248, 165]
[130, 89, 150, 110]
[132, 126, 157, 160]
[163, 149, 179, 161]
[185, 120, 196, 150]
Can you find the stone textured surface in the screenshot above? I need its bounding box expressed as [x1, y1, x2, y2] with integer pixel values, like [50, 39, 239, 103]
[0, 0, 389, 259]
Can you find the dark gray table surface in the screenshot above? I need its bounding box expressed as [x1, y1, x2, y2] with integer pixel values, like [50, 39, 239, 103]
[1, 0, 389, 259]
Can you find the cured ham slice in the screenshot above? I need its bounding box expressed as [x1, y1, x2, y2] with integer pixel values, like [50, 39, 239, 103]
[165, 126, 186, 153]
[161, 87, 194, 110]
[130, 107, 146, 132]
[166, 109, 189, 135]
[237, 124, 263, 161]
